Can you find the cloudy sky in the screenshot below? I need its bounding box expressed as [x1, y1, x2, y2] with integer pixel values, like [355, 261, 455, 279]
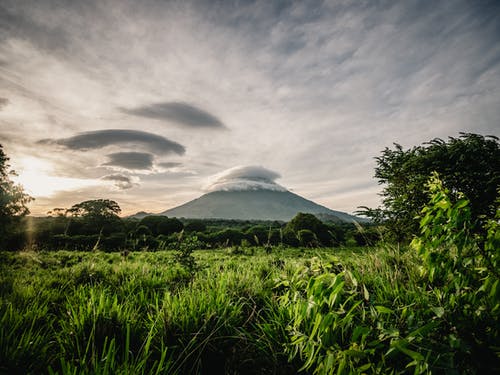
[0, 0, 499, 216]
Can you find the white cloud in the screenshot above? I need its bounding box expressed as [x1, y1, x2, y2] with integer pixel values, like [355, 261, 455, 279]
[204, 165, 287, 192]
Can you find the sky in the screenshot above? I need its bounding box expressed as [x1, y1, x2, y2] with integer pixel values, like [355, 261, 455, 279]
[0, 0, 499, 216]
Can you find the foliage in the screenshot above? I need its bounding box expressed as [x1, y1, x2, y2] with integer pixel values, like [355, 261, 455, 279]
[0, 144, 33, 248]
[1, 238, 498, 374]
[277, 257, 435, 374]
[359, 133, 500, 242]
[285, 213, 331, 246]
[411, 173, 500, 369]
[67, 199, 121, 218]
[64, 199, 124, 237]
[14, 212, 375, 251]
[278, 175, 499, 374]
[173, 233, 200, 275]
[139, 216, 183, 236]
[0, 248, 292, 374]
[184, 220, 207, 233]
[245, 225, 270, 246]
[296, 229, 318, 247]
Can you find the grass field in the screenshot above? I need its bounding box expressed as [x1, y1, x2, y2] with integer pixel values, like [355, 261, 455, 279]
[0, 244, 498, 374]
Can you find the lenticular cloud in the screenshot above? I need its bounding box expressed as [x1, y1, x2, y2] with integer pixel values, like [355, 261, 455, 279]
[205, 166, 287, 192]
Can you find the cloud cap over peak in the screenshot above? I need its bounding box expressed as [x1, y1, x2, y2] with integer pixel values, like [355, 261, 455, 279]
[205, 165, 287, 192]
[122, 102, 226, 129]
[39, 129, 185, 155]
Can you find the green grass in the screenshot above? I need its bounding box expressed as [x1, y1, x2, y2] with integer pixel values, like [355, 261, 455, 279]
[0, 245, 498, 374]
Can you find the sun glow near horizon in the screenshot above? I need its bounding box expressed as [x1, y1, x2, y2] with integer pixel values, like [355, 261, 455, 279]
[13, 156, 104, 198]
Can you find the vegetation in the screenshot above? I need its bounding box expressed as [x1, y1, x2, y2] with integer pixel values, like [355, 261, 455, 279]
[9, 209, 376, 252]
[1, 181, 498, 373]
[359, 133, 500, 242]
[1, 134, 499, 373]
[0, 144, 33, 249]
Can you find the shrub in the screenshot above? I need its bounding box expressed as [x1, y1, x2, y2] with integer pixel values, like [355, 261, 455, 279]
[411, 173, 499, 370]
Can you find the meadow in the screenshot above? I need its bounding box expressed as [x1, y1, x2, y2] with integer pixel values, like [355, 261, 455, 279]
[1, 170, 499, 374]
[1, 242, 497, 374]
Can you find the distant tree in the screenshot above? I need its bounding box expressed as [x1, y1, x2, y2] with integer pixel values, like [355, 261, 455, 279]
[358, 133, 500, 242]
[297, 229, 318, 247]
[0, 144, 33, 248]
[135, 225, 152, 237]
[66, 199, 123, 235]
[285, 213, 331, 245]
[184, 220, 207, 233]
[326, 224, 348, 247]
[245, 225, 269, 245]
[156, 217, 183, 236]
[282, 227, 299, 247]
[67, 199, 121, 218]
[210, 228, 246, 246]
[47, 207, 67, 217]
[349, 225, 381, 247]
[139, 216, 183, 236]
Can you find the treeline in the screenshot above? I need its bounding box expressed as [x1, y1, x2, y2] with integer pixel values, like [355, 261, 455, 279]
[6, 211, 380, 252]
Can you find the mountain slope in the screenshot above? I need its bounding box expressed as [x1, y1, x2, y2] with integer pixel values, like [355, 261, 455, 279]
[159, 189, 362, 222]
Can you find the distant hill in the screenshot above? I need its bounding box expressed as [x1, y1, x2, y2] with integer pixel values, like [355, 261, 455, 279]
[148, 189, 364, 222]
[131, 211, 152, 219]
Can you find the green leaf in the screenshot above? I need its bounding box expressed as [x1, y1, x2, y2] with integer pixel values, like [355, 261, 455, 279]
[455, 198, 469, 209]
[363, 284, 370, 301]
[392, 340, 424, 361]
[375, 305, 393, 314]
[357, 363, 372, 371]
[431, 306, 444, 318]
[407, 321, 439, 339]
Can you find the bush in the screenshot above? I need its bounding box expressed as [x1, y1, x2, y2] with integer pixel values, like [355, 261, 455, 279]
[411, 173, 499, 370]
[285, 213, 331, 246]
[297, 229, 318, 247]
[360, 133, 500, 242]
[184, 220, 207, 233]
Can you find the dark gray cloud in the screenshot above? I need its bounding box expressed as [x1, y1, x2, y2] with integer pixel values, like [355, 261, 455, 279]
[0, 98, 8, 110]
[39, 129, 185, 155]
[122, 102, 225, 129]
[101, 174, 136, 190]
[103, 152, 154, 170]
[158, 162, 182, 169]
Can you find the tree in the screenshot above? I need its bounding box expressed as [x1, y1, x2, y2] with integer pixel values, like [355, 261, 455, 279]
[66, 199, 123, 235]
[138, 216, 183, 236]
[245, 225, 269, 245]
[67, 199, 121, 218]
[285, 212, 331, 245]
[156, 217, 183, 236]
[359, 133, 500, 242]
[184, 220, 207, 233]
[297, 229, 318, 247]
[0, 144, 33, 248]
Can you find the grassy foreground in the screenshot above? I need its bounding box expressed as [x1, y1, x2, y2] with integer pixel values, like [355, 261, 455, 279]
[0, 245, 498, 374]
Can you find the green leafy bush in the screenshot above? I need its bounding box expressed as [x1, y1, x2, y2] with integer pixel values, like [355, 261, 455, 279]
[411, 173, 500, 370]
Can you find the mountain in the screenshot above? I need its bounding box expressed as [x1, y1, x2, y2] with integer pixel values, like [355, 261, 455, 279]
[157, 189, 363, 222]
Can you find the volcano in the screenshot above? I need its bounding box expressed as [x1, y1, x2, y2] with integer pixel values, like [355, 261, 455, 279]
[137, 166, 364, 222]
[159, 189, 361, 222]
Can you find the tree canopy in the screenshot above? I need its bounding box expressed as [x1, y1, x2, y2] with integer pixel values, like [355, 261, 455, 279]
[359, 133, 500, 242]
[67, 199, 121, 218]
[0, 144, 33, 247]
[65, 199, 123, 236]
[139, 216, 183, 236]
[285, 212, 331, 246]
